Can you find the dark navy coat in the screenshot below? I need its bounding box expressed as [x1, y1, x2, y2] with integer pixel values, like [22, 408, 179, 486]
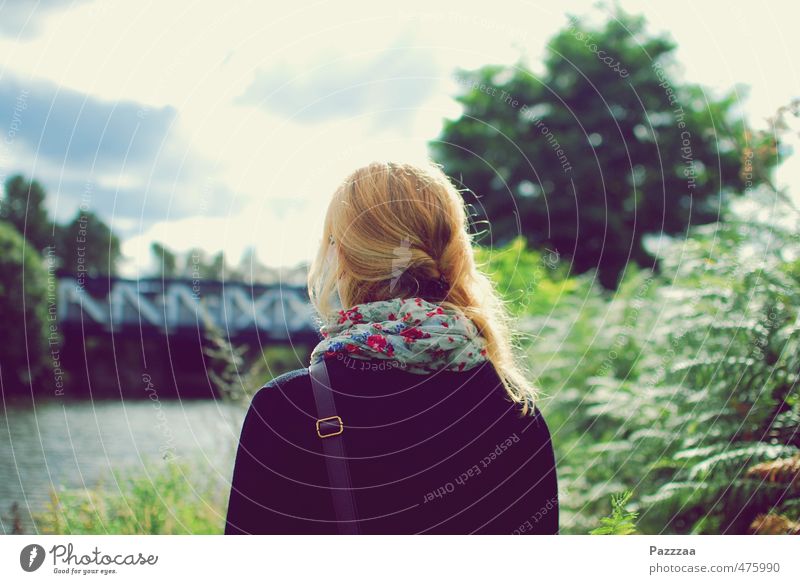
[225, 356, 559, 534]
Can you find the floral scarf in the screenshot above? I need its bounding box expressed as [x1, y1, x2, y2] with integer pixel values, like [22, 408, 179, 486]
[310, 297, 488, 373]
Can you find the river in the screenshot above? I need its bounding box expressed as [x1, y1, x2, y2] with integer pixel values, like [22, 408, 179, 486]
[0, 399, 247, 534]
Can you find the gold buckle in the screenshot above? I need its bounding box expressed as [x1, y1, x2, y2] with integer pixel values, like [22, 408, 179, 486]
[316, 415, 344, 438]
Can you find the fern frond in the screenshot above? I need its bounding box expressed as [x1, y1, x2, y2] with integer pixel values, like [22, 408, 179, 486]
[749, 513, 800, 535]
[746, 455, 800, 490]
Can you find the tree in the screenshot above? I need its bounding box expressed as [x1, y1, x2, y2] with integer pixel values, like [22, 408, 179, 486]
[56, 210, 122, 276]
[430, 9, 769, 288]
[0, 175, 53, 252]
[0, 221, 50, 394]
[236, 246, 273, 284]
[182, 248, 230, 281]
[151, 242, 178, 278]
[208, 251, 226, 280]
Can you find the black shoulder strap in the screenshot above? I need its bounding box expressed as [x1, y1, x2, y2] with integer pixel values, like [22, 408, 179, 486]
[308, 359, 360, 535]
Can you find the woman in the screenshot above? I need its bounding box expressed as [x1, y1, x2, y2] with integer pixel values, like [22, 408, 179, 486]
[224, 161, 559, 534]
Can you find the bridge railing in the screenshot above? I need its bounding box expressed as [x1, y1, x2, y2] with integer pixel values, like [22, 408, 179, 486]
[57, 275, 320, 340]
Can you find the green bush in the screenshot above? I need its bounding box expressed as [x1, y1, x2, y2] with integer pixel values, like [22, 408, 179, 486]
[486, 193, 800, 534]
[475, 236, 584, 318]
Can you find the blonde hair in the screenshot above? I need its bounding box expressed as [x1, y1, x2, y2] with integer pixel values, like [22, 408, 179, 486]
[307, 161, 537, 411]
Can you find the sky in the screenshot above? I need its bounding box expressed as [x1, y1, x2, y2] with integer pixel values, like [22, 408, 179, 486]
[1, 0, 799, 277]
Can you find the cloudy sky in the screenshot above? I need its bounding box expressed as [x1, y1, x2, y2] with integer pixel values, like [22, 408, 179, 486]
[1, 0, 799, 276]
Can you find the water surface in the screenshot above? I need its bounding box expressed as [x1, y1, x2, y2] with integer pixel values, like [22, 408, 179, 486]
[0, 398, 247, 534]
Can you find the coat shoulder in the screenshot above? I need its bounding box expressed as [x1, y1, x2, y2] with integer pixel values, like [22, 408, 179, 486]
[250, 367, 311, 404]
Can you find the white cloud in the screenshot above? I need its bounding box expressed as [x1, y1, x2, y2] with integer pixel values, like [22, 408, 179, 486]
[2, 0, 798, 276]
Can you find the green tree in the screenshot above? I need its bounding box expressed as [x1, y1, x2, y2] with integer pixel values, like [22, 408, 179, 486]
[0, 175, 53, 252]
[0, 221, 50, 393]
[208, 251, 226, 280]
[431, 9, 769, 288]
[182, 248, 229, 281]
[56, 210, 122, 276]
[151, 242, 178, 278]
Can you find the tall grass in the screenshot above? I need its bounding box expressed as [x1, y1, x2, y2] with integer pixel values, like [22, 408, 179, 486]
[34, 457, 229, 535]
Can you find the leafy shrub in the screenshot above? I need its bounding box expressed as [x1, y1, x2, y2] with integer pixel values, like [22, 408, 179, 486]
[488, 191, 799, 534]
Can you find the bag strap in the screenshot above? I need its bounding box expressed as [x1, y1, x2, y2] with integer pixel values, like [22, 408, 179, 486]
[308, 359, 360, 535]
